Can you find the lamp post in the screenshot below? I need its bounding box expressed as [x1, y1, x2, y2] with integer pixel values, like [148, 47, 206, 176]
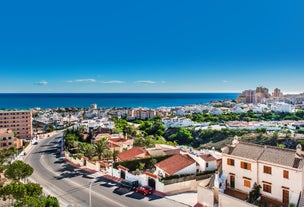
[89, 174, 98, 207]
[89, 180, 94, 207]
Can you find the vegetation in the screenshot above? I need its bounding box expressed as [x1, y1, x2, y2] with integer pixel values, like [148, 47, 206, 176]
[0, 160, 59, 207]
[64, 127, 111, 161]
[4, 160, 33, 182]
[187, 110, 304, 123]
[248, 182, 261, 205]
[0, 182, 59, 207]
[114, 155, 171, 172]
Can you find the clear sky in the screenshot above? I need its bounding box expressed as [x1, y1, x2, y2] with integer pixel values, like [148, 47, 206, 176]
[0, 0, 303, 93]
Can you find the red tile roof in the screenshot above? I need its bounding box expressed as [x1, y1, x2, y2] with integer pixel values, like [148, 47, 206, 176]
[200, 154, 217, 162]
[117, 147, 149, 161]
[144, 171, 158, 179]
[155, 154, 195, 175]
[118, 165, 129, 171]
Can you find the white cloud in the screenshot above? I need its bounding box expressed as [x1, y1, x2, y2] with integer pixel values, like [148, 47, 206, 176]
[34, 81, 48, 85]
[101, 80, 125, 84]
[222, 80, 229, 83]
[135, 80, 156, 84]
[66, 79, 96, 83]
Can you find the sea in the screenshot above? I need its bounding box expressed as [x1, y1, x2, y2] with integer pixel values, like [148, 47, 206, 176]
[0, 93, 239, 109]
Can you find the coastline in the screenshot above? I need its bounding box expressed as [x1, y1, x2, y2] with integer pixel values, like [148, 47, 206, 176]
[0, 92, 239, 110]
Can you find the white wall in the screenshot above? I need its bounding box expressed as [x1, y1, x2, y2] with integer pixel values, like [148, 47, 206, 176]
[206, 160, 217, 171]
[222, 155, 258, 193]
[197, 185, 214, 207]
[258, 161, 302, 204]
[218, 193, 256, 207]
[163, 180, 197, 194]
[175, 163, 197, 175]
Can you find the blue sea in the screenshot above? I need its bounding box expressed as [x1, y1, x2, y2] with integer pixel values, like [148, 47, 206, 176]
[0, 93, 239, 109]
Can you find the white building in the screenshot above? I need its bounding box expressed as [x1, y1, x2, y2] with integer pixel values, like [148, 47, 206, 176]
[209, 107, 223, 115]
[162, 117, 194, 128]
[271, 102, 295, 113]
[220, 138, 304, 205]
[155, 154, 196, 178]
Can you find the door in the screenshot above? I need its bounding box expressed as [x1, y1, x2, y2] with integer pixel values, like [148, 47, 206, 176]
[120, 170, 125, 179]
[148, 177, 156, 189]
[230, 175, 235, 188]
[282, 189, 289, 204]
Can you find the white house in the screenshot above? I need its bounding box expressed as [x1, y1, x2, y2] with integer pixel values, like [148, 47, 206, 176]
[209, 107, 223, 115]
[188, 152, 218, 172]
[154, 154, 197, 178]
[162, 117, 194, 128]
[271, 102, 296, 113]
[220, 138, 304, 206]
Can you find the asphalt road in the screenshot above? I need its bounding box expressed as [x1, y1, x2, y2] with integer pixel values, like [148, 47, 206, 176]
[24, 132, 189, 207]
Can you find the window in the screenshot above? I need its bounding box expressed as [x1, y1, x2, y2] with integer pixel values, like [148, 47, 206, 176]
[206, 162, 209, 168]
[283, 170, 289, 179]
[244, 179, 251, 188]
[263, 183, 271, 193]
[227, 158, 235, 166]
[264, 166, 272, 174]
[240, 161, 251, 170]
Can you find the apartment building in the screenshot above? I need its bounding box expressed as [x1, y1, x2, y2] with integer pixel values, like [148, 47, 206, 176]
[221, 138, 303, 205]
[0, 128, 23, 149]
[128, 108, 156, 120]
[0, 110, 32, 139]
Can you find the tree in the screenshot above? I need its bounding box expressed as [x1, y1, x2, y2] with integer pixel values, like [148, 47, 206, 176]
[94, 137, 108, 160]
[4, 160, 33, 182]
[248, 182, 261, 204]
[167, 128, 193, 145]
[79, 142, 95, 160]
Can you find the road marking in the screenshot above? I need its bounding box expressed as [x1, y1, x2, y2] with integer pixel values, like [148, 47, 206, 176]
[35, 135, 125, 207]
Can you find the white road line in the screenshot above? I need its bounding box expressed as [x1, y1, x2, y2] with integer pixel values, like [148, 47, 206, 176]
[37, 138, 125, 207]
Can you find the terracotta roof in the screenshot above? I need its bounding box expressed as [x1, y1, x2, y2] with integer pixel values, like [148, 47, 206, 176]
[109, 138, 133, 144]
[144, 171, 158, 179]
[155, 154, 195, 175]
[200, 154, 217, 162]
[117, 147, 149, 161]
[118, 165, 129, 171]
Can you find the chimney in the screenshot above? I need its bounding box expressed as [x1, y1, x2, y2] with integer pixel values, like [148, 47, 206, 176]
[231, 136, 239, 147]
[295, 144, 302, 159]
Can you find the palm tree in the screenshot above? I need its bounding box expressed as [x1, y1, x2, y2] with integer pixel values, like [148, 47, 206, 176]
[79, 142, 95, 160]
[94, 137, 108, 160]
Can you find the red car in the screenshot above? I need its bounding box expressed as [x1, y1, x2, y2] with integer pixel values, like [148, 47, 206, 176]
[136, 186, 153, 195]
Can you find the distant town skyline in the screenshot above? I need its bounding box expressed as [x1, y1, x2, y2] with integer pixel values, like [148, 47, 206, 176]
[0, 1, 304, 93]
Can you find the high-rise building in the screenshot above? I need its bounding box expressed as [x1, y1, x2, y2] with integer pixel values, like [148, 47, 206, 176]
[237, 86, 270, 103]
[272, 88, 283, 98]
[255, 86, 270, 103]
[237, 90, 256, 103]
[0, 110, 32, 139]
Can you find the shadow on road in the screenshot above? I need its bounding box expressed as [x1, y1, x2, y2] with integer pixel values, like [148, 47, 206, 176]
[126, 191, 145, 200]
[113, 187, 130, 196]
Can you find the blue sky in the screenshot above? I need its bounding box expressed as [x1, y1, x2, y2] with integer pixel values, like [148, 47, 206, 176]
[0, 0, 303, 93]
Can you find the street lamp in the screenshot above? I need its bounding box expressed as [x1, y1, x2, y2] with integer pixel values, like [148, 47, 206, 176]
[89, 174, 99, 207]
[89, 180, 94, 207]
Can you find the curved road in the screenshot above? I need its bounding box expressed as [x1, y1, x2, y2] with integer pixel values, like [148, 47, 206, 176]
[24, 132, 189, 207]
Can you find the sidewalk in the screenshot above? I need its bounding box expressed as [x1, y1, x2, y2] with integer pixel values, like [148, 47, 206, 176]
[166, 192, 197, 207]
[65, 157, 197, 207]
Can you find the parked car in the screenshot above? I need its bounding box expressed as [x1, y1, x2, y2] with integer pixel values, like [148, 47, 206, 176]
[136, 185, 153, 196]
[118, 178, 139, 191]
